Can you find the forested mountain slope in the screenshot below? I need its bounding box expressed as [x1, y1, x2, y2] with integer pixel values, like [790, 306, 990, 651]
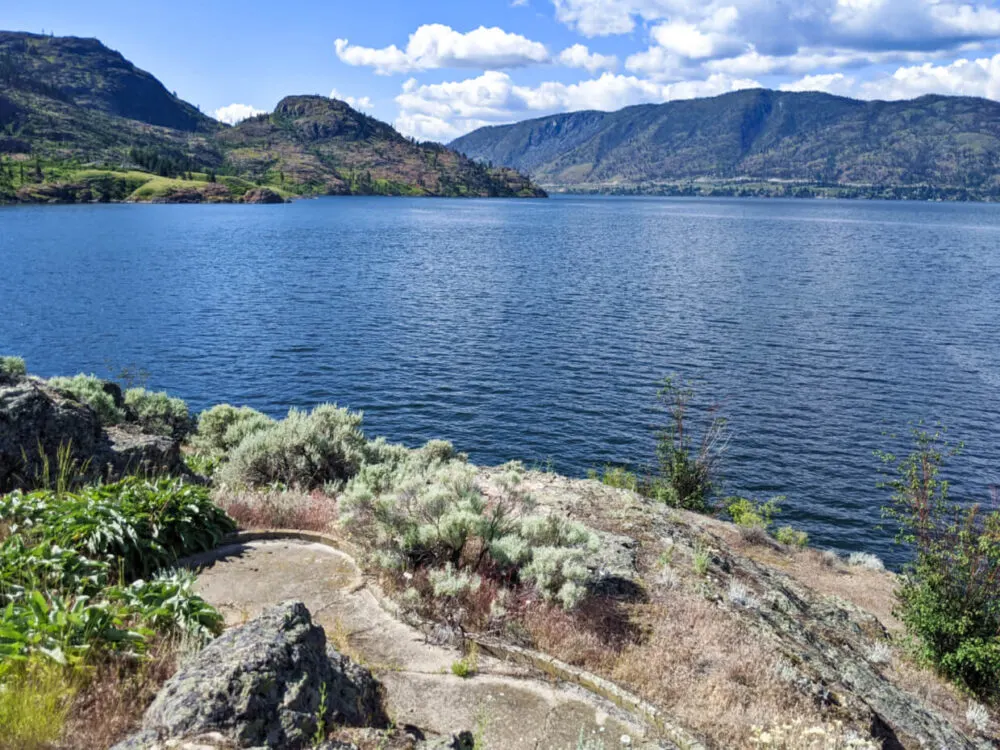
[450, 89, 1000, 198]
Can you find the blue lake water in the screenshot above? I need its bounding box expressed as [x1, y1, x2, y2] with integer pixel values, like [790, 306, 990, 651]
[2, 195, 998, 562]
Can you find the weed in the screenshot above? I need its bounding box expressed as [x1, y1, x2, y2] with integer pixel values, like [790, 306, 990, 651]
[0, 657, 76, 750]
[692, 546, 711, 577]
[774, 526, 809, 549]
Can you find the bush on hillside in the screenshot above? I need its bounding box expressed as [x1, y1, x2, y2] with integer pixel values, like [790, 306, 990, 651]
[124, 388, 193, 439]
[341, 457, 598, 610]
[192, 404, 274, 456]
[218, 404, 365, 488]
[48, 374, 124, 426]
[0, 356, 26, 379]
[880, 428, 1000, 701]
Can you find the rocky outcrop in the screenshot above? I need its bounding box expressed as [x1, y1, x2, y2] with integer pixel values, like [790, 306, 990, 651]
[241, 187, 286, 204]
[477, 470, 994, 750]
[112, 602, 387, 750]
[0, 374, 183, 491]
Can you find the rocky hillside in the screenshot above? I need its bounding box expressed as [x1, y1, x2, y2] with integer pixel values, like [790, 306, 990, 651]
[218, 96, 543, 197]
[450, 89, 1000, 199]
[0, 31, 543, 202]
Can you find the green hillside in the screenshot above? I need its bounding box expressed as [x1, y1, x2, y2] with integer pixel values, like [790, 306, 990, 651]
[0, 31, 543, 203]
[450, 89, 1000, 200]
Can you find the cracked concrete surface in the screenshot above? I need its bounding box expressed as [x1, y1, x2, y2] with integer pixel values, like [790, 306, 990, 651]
[189, 540, 665, 750]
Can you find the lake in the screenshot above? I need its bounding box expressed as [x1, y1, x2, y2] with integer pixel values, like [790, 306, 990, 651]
[2, 195, 998, 563]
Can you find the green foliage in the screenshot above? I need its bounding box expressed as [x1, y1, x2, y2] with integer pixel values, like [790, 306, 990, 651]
[341, 457, 596, 610]
[653, 377, 728, 512]
[692, 545, 711, 577]
[0, 657, 76, 749]
[0, 477, 235, 584]
[124, 388, 192, 438]
[726, 496, 784, 531]
[879, 428, 1000, 700]
[218, 404, 365, 488]
[0, 356, 26, 378]
[0, 478, 230, 668]
[47, 374, 124, 426]
[194, 404, 275, 457]
[590, 465, 638, 491]
[774, 525, 809, 549]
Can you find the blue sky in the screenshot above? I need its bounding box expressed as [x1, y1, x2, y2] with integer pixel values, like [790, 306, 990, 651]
[7, 1, 1000, 141]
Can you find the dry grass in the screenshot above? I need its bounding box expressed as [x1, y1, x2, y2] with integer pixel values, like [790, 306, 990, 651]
[59, 638, 180, 750]
[890, 653, 1000, 736]
[214, 487, 337, 532]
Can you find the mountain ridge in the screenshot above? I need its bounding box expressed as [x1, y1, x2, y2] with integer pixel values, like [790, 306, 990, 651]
[450, 88, 1000, 200]
[0, 30, 544, 203]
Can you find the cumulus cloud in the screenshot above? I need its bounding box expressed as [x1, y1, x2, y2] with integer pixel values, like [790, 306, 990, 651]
[335, 24, 549, 74]
[214, 103, 267, 125]
[558, 43, 618, 71]
[394, 70, 759, 141]
[553, 0, 1000, 51]
[859, 53, 1000, 100]
[329, 88, 374, 111]
[779, 72, 857, 96]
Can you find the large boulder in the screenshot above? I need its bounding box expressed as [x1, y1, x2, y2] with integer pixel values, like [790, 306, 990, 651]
[241, 188, 285, 204]
[0, 375, 183, 491]
[113, 602, 387, 750]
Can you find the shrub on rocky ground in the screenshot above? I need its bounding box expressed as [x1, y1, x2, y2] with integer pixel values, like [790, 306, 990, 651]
[192, 404, 275, 457]
[0, 356, 26, 379]
[218, 404, 365, 489]
[48, 374, 125, 426]
[880, 428, 1000, 701]
[341, 457, 597, 612]
[124, 388, 193, 439]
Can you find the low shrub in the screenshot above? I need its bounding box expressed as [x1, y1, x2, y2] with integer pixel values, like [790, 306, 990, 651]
[0, 356, 26, 379]
[589, 465, 638, 492]
[341, 456, 598, 611]
[847, 552, 885, 571]
[48, 374, 125, 426]
[774, 525, 809, 549]
[215, 487, 337, 532]
[192, 404, 274, 456]
[727, 495, 784, 531]
[880, 428, 1000, 701]
[124, 388, 192, 439]
[218, 404, 365, 488]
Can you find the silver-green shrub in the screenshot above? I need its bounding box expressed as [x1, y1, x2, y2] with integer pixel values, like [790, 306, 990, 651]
[219, 404, 365, 488]
[0, 356, 26, 378]
[341, 455, 597, 609]
[48, 374, 124, 426]
[193, 404, 275, 456]
[124, 388, 192, 438]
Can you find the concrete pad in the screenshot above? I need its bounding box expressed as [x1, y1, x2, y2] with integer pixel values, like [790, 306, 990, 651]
[190, 540, 663, 750]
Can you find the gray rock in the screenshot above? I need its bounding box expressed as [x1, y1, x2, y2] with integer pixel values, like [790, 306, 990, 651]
[116, 601, 386, 750]
[418, 733, 475, 750]
[0, 377, 183, 491]
[241, 188, 286, 204]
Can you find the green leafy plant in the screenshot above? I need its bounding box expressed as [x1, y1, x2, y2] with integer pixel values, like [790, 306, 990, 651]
[879, 428, 1000, 700]
[774, 525, 809, 549]
[726, 495, 784, 531]
[651, 376, 729, 512]
[124, 388, 193, 438]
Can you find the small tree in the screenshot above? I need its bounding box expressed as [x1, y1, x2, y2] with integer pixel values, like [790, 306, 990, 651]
[879, 428, 1000, 700]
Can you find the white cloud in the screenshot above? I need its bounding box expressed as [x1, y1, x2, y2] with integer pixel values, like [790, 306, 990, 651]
[395, 70, 759, 141]
[335, 24, 549, 75]
[329, 88, 374, 111]
[558, 43, 618, 71]
[859, 53, 1000, 100]
[779, 72, 857, 96]
[551, 0, 1000, 53]
[214, 103, 267, 125]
